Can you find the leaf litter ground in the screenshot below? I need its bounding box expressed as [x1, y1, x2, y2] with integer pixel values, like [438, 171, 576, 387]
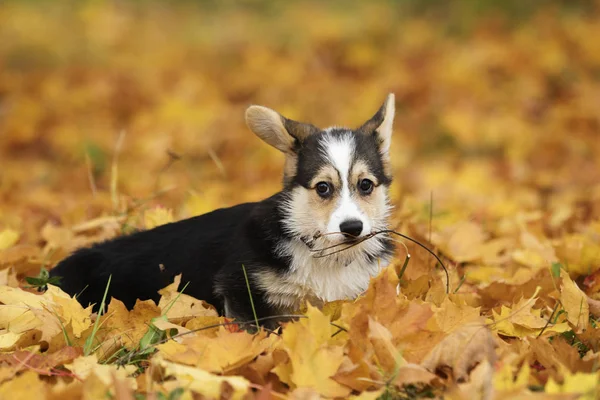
[1, 2, 600, 399]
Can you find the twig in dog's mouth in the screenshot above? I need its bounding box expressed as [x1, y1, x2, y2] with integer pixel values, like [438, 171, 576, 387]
[309, 229, 450, 294]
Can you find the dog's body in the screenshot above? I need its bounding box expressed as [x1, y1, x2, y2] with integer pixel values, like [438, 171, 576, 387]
[50, 94, 396, 325]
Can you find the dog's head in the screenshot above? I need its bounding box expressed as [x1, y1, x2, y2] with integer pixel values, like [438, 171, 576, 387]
[245, 95, 394, 247]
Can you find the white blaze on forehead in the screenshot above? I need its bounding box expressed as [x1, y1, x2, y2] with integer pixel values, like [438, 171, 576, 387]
[320, 132, 355, 182]
[320, 132, 370, 237]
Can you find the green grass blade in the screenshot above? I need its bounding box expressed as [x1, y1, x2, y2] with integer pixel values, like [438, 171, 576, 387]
[84, 274, 112, 356]
[242, 264, 260, 330]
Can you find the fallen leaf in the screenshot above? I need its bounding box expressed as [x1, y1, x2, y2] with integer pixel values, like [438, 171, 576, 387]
[273, 304, 351, 397]
[421, 323, 496, 383]
[545, 371, 599, 400]
[143, 206, 174, 229]
[102, 298, 161, 349]
[0, 370, 46, 399]
[490, 288, 570, 338]
[156, 358, 250, 399]
[65, 354, 137, 390]
[156, 328, 277, 374]
[560, 270, 589, 332]
[0, 229, 19, 250]
[158, 274, 218, 325]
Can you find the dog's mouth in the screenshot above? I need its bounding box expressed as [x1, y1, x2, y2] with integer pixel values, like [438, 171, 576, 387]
[301, 231, 361, 249]
[340, 236, 360, 244]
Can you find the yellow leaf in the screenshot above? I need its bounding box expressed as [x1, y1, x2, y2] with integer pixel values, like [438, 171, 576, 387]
[157, 329, 277, 374]
[494, 363, 530, 392]
[46, 284, 93, 338]
[0, 285, 45, 309]
[41, 222, 74, 250]
[156, 358, 250, 400]
[560, 270, 589, 332]
[273, 304, 351, 397]
[421, 323, 496, 383]
[0, 285, 94, 348]
[545, 372, 599, 399]
[143, 206, 174, 229]
[158, 274, 218, 325]
[489, 288, 570, 338]
[0, 229, 19, 250]
[102, 298, 161, 349]
[0, 370, 45, 399]
[436, 221, 487, 263]
[65, 354, 137, 389]
[368, 317, 405, 371]
[556, 234, 600, 277]
[433, 297, 481, 333]
[184, 315, 226, 337]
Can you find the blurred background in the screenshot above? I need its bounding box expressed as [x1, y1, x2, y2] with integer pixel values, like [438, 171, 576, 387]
[1, 0, 600, 280]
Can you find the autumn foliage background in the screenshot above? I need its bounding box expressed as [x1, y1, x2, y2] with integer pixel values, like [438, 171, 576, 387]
[1, 1, 600, 399]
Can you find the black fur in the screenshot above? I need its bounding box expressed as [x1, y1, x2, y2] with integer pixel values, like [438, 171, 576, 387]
[290, 128, 391, 191]
[50, 193, 295, 324]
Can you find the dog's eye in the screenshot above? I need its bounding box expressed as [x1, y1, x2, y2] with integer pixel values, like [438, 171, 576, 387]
[316, 182, 332, 197]
[358, 179, 374, 195]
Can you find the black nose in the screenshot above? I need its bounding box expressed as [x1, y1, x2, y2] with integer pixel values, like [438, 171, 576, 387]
[339, 220, 363, 238]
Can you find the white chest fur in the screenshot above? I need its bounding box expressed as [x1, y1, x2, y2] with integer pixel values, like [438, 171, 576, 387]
[255, 238, 389, 311]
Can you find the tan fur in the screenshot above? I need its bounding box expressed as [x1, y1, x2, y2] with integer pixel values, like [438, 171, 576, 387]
[349, 160, 388, 228]
[245, 106, 294, 154]
[245, 105, 316, 184]
[285, 162, 390, 242]
[283, 154, 298, 183]
[253, 269, 324, 312]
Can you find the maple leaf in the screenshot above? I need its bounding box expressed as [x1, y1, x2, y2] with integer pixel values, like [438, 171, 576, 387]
[156, 358, 251, 399]
[0, 371, 46, 399]
[156, 328, 278, 374]
[0, 284, 92, 349]
[545, 372, 600, 399]
[493, 362, 531, 393]
[446, 360, 494, 400]
[556, 234, 600, 277]
[157, 274, 218, 325]
[0, 229, 19, 250]
[559, 270, 589, 332]
[335, 267, 442, 392]
[489, 288, 570, 338]
[421, 323, 496, 383]
[528, 336, 599, 382]
[65, 354, 138, 390]
[273, 303, 351, 397]
[0, 346, 82, 377]
[143, 206, 174, 229]
[102, 298, 161, 349]
[45, 284, 93, 338]
[432, 297, 482, 333]
[433, 221, 487, 263]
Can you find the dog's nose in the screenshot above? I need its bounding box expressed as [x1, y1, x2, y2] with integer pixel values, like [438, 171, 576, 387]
[339, 220, 363, 238]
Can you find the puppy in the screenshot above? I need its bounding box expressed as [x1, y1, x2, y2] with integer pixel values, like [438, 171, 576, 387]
[50, 94, 396, 326]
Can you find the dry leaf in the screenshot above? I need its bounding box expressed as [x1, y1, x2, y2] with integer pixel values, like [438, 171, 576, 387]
[158, 274, 218, 324]
[273, 304, 351, 397]
[559, 270, 589, 332]
[421, 323, 496, 383]
[0, 229, 19, 250]
[156, 328, 277, 373]
[156, 358, 250, 399]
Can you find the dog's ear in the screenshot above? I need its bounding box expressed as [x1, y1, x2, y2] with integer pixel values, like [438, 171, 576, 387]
[358, 93, 395, 158]
[245, 105, 318, 154]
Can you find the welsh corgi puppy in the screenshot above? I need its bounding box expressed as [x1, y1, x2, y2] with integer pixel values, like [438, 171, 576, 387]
[50, 94, 396, 326]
